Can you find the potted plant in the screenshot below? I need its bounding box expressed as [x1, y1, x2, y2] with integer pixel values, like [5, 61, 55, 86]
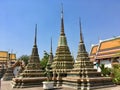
[43, 80, 54, 90]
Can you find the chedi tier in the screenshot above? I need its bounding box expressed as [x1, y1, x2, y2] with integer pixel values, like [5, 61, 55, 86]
[62, 20, 114, 90]
[12, 24, 47, 88]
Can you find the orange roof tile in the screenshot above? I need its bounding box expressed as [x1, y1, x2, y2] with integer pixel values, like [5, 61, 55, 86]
[89, 45, 98, 62]
[0, 51, 8, 61]
[0, 51, 16, 61]
[96, 37, 120, 59]
[10, 54, 16, 60]
[90, 45, 98, 55]
[0, 51, 8, 58]
[90, 36, 120, 60]
[99, 37, 120, 50]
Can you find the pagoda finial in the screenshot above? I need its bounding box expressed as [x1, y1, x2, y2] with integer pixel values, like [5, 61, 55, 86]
[47, 37, 53, 65]
[78, 18, 87, 53]
[50, 37, 53, 53]
[60, 3, 65, 36]
[61, 3, 63, 17]
[34, 24, 37, 46]
[79, 18, 84, 43]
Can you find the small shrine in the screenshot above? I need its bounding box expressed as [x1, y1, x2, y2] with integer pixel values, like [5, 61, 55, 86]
[11, 24, 47, 88]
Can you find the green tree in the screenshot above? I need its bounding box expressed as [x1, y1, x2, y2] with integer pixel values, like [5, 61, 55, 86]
[40, 51, 49, 69]
[18, 55, 30, 65]
[112, 64, 120, 84]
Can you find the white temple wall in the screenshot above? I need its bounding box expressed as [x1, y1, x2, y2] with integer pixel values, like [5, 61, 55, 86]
[100, 60, 112, 68]
[95, 60, 112, 72]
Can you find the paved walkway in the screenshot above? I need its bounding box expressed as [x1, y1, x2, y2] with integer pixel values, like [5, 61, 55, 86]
[1, 80, 120, 90]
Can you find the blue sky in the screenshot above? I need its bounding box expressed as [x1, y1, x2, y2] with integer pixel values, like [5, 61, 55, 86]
[0, 0, 120, 59]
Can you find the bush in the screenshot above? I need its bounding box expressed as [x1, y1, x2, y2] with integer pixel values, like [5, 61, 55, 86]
[112, 64, 120, 84]
[100, 64, 111, 76]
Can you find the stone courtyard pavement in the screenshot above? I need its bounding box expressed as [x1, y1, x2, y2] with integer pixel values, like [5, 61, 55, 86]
[1, 81, 120, 90]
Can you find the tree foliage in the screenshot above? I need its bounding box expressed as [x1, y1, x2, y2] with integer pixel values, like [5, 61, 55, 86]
[112, 64, 120, 84]
[18, 55, 30, 65]
[100, 63, 120, 84]
[100, 64, 111, 76]
[40, 51, 49, 69]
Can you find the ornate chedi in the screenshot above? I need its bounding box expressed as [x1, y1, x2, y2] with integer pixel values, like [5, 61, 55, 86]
[63, 20, 114, 90]
[47, 38, 53, 68]
[46, 38, 54, 80]
[12, 24, 47, 88]
[2, 54, 14, 81]
[51, 6, 74, 86]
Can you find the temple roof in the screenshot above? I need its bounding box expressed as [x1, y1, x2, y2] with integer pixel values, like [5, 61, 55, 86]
[90, 45, 98, 55]
[89, 45, 98, 61]
[0, 51, 16, 61]
[99, 37, 120, 51]
[89, 36, 120, 60]
[9, 54, 16, 60]
[0, 51, 8, 58]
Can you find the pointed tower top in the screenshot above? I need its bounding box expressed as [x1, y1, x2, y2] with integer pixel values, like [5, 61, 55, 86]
[60, 3, 65, 36]
[58, 4, 68, 46]
[79, 18, 84, 43]
[47, 37, 53, 65]
[77, 18, 87, 53]
[50, 37, 53, 53]
[34, 24, 37, 47]
[61, 3, 63, 17]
